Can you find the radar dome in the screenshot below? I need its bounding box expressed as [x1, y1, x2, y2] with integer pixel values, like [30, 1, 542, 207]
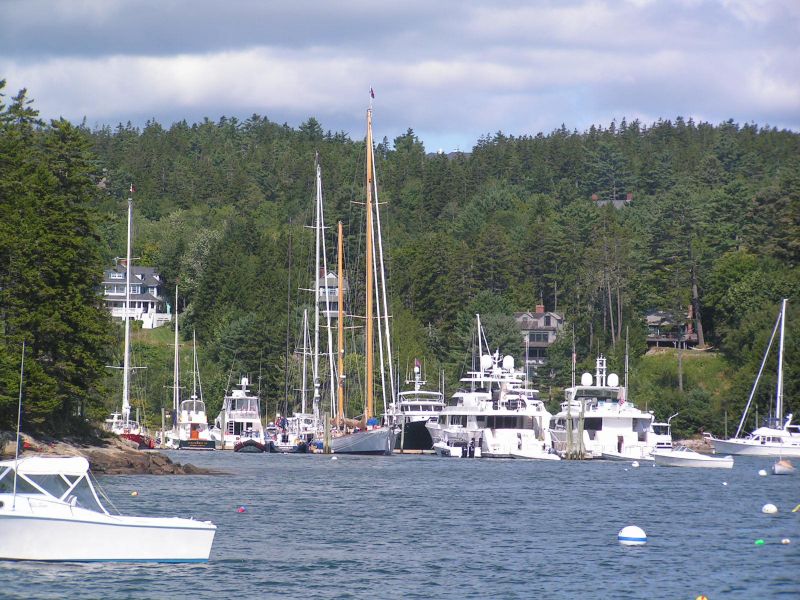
[608, 373, 619, 387]
[580, 372, 593, 386]
[502, 355, 514, 371]
[480, 354, 493, 370]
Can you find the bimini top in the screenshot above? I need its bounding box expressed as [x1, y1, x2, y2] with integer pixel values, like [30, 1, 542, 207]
[0, 456, 90, 477]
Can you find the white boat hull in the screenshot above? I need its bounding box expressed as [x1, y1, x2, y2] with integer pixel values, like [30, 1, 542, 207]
[709, 437, 800, 457]
[330, 428, 395, 455]
[0, 495, 216, 562]
[653, 450, 733, 469]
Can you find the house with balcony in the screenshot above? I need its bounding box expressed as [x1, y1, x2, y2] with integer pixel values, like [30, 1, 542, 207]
[645, 307, 698, 348]
[316, 270, 348, 320]
[102, 263, 171, 329]
[515, 304, 565, 379]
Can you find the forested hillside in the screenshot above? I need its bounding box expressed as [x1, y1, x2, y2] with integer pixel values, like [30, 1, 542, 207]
[1, 78, 798, 438]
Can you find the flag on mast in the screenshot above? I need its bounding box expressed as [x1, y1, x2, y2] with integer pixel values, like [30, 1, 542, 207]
[369, 87, 375, 99]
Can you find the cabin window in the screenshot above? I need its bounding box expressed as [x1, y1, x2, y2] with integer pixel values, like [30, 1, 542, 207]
[584, 417, 603, 430]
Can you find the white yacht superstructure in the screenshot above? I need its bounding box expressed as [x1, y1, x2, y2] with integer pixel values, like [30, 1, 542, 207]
[213, 376, 266, 450]
[549, 356, 671, 460]
[426, 317, 557, 460]
[385, 362, 445, 451]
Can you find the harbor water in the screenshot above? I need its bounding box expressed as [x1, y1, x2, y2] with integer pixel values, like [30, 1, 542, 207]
[2, 451, 799, 599]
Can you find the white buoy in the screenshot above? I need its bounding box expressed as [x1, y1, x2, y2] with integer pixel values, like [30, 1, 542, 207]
[762, 503, 778, 514]
[722, 482, 728, 486]
[758, 469, 768, 476]
[618, 525, 647, 546]
[631, 461, 640, 468]
[331, 456, 338, 461]
[781, 538, 791, 545]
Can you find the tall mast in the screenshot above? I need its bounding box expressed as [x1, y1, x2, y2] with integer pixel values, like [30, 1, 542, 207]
[191, 329, 198, 402]
[122, 196, 133, 424]
[337, 221, 345, 422]
[364, 108, 375, 420]
[173, 285, 180, 431]
[301, 309, 309, 414]
[312, 155, 322, 424]
[776, 298, 787, 422]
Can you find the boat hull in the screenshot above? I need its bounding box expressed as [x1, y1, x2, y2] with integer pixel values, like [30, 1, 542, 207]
[120, 433, 155, 450]
[178, 439, 216, 451]
[0, 499, 215, 562]
[653, 450, 733, 468]
[395, 419, 433, 451]
[330, 428, 395, 455]
[233, 439, 268, 453]
[709, 438, 800, 457]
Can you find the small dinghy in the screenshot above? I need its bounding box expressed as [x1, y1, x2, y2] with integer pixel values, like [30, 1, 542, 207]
[653, 446, 734, 469]
[772, 459, 796, 475]
[233, 438, 268, 453]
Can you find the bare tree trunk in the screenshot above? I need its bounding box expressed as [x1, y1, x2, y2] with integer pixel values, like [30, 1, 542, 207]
[606, 273, 616, 345]
[690, 260, 706, 348]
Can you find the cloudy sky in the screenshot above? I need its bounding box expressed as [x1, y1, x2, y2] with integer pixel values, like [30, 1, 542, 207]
[1, 0, 798, 152]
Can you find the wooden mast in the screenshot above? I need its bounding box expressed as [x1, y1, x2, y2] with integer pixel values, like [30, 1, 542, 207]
[364, 108, 375, 421]
[337, 221, 345, 423]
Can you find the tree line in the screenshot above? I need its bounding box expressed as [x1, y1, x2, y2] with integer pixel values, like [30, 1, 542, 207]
[1, 79, 798, 438]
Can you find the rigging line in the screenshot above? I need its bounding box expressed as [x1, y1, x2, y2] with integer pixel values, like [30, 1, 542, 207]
[284, 218, 293, 412]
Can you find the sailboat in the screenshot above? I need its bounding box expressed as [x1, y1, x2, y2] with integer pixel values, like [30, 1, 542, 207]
[710, 299, 800, 457]
[328, 101, 395, 455]
[104, 194, 154, 450]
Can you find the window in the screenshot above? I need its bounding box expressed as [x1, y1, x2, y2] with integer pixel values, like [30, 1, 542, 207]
[110, 272, 124, 279]
[131, 285, 141, 294]
[545, 316, 551, 327]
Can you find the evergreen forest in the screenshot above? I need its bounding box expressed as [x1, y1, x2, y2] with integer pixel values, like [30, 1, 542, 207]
[1, 79, 799, 440]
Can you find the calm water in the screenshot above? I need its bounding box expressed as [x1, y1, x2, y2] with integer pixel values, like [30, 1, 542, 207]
[2, 451, 799, 599]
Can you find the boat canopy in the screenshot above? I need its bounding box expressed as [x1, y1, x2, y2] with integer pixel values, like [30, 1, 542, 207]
[0, 456, 90, 476]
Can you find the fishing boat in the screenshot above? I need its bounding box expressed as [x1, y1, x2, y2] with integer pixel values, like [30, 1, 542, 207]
[104, 194, 154, 450]
[0, 456, 216, 561]
[653, 446, 734, 469]
[175, 331, 215, 450]
[426, 316, 558, 460]
[212, 376, 267, 451]
[710, 300, 800, 457]
[549, 356, 671, 460]
[270, 413, 312, 453]
[163, 289, 214, 450]
[327, 102, 395, 455]
[384, 360, 445, 451]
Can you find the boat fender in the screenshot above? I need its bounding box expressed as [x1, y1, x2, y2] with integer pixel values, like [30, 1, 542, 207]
[618, 525, 646, 546]
[762, 503, 778, 514]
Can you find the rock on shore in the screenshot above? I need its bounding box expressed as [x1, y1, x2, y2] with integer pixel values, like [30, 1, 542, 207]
[0, 432, 214, 475]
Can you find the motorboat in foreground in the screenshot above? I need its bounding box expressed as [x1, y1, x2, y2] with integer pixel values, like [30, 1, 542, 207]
[653, 446, 734, 469]
[0, 456, 216, 561]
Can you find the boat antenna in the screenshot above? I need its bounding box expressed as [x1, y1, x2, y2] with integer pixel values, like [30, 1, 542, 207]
[12, 340, 25, 511]
[571, 325, 576, 389]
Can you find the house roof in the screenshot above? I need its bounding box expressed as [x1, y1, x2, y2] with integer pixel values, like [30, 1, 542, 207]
[102, 264, 162, 287]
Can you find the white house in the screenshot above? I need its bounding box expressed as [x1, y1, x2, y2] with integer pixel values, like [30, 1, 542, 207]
[102, 263, 171, 329]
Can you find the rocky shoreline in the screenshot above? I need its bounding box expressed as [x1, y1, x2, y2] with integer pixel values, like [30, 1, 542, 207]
[0, 432, 216, 475]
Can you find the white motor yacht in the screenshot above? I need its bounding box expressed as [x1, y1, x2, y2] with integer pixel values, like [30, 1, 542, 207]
[0, 456, 216, 561]
[212, 376, 266, 450]
[385, 362, 445, 451]
[427, 319, 557, 460]
[550, 356, 671, 460]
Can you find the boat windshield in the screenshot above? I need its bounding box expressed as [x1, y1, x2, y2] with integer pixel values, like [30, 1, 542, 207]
[231, 398, 259, 413]
[0, 469, 106, 513]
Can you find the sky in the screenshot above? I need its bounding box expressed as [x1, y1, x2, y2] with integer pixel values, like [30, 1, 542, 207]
[1, 0, 798, 153]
